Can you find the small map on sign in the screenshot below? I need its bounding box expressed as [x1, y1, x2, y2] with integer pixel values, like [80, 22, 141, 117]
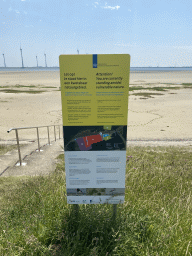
[64, 125, 127, 151]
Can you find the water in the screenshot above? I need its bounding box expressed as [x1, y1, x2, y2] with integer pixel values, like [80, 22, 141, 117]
[0, 67, 59, 72]
[130, 67, 192, 71]
[0, 67, 192, 72]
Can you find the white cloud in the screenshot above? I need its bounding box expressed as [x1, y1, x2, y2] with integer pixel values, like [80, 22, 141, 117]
[21, 0, 26, 1]
[93, 2, 99, 8]
[8, 6, 21, 14]
[102, 4, 120, 10]
[91, 1, 122, 11]
[24, 11, 27, 14]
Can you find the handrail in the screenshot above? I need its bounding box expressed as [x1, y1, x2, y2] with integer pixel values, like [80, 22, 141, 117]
[7, 124, 60, 133]
[7, 124, 63, 166]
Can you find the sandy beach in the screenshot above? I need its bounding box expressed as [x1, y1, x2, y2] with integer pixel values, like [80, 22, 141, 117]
[0, 70, 192, 145]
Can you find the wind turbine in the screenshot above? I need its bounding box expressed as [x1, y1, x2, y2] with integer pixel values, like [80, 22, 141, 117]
[36, 56, 38, 67]
[20, 45, 24, 68]
[44, 53, 47, 67]
[2, 54, 6, 67]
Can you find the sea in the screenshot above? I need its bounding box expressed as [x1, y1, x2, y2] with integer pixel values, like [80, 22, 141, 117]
[0, 67, 192, 72]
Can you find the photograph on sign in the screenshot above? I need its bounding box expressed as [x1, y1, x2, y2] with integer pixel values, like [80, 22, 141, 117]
[59, 54, 130, 204]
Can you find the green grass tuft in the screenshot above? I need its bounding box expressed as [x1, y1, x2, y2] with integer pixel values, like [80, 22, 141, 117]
[0, 144, 19, 155]
[42, 86, 57, 88]
[56, 154, 65, 160]
[0, 89, 46, 94]
[132, 92, 164, 98]
[14, 84, 37, 88]
[129, 86, 144, 91]
[182, 83, 192, 88]
[129, 86, 181, 92]
[150, 86, 180, 91]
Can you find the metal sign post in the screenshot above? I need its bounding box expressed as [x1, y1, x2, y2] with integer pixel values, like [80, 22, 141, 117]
[112, 204, 117, 222]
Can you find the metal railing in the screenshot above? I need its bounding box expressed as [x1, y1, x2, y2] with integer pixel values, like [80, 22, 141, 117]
[7, 124, 63, 166]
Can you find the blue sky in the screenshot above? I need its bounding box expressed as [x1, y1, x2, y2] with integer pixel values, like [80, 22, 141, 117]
[1, 0, 192, 67]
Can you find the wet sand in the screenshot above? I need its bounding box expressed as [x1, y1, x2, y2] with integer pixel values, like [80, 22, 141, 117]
[0, 70, 192, 145]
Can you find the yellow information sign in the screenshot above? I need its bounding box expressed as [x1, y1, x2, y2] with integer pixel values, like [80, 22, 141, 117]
[59, 54, 130, 204]
[59, 54, 130, 126]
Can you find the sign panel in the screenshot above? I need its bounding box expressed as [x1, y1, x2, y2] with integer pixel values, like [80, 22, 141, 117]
[59, 54, 130, 204]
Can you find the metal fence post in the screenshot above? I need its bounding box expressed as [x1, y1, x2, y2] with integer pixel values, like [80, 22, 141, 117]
[15, 129, 22, 166]
[47, 126, 50, 145]
[54, 125, 56, 141]
[36, 127, 40, 151]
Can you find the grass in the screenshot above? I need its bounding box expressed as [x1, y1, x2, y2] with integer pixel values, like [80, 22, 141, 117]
[0, 176, 29, 205]
[0, 84, 57, 88]
[42, 86, 57, 89]
[1, 146, 192, 255]
[0, 84, 58, 94]
[150, 86, 180, 91]
[129, 86, 181, 92]
[132, 92, 164, 98]
[0, 85, 38, 88]
[129, 82, 192, 95]
[0, 89, 46, 94]
[182, 83, 192, 88]
[0, 83, 190, 96]
[129, 86, 145, 91]
[0, 144, 19, 155]
[129, 83, 190, 98]
[14, 85, 37, 88]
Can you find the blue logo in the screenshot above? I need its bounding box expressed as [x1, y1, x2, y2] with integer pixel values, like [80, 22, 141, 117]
[93, 54, 97, 68]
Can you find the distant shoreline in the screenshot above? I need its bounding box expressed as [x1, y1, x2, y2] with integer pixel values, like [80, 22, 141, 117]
[1, 67, 192, 72]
